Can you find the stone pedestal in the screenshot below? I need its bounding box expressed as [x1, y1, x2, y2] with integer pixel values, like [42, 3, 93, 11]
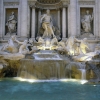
[62, 7, 67, 38]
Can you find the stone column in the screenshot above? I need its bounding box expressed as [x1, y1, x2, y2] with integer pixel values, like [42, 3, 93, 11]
[27, 6, 31, 37]
[95, 0, 99, 37]
[0, 0, 3, 38]
[58, 9, 60, 31]
[31, 7, 36, 38]
[62, 7, 67, 38]
[38, 9, 41, 31]
[98, 0, 100, 38]
[70, 0, 77, 36]
[20, 0, 28, 38]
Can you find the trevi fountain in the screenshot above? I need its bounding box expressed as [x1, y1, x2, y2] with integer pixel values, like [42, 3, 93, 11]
[0, 0, 100, 100]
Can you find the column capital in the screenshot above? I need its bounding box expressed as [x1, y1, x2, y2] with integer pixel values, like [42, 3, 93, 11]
[28, 1, 36, 8]
[31, 6, 36, 9]
[62, 7, 67, 9]
[61, 0, 69, 7]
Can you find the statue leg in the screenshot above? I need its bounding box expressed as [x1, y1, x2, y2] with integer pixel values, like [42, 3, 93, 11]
[42, 23, 48, 38]
[88, 23, 91, 32]
[48, 26, 55, 38]
[19, 45, 24, 53]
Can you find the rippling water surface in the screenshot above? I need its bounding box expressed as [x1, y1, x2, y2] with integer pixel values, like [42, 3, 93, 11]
[0, 78, 100, 100]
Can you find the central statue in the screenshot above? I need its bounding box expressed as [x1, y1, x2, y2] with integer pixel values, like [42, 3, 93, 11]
[40, 9, 55, 38]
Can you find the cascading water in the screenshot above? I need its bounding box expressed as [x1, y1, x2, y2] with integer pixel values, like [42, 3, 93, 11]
[17, 53, 67, 79]
[17, 60, 36, 79]
[17, 49, 87, 80]
[65, 62, 86, 80]
[78, 63, 86, 80]
[80, 69, 86, 80]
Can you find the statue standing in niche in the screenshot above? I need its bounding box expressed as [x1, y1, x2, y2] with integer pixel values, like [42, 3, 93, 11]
[81, 10, 93, 33]
[40, 9, 55, 38]
[6, 11, 17, 34]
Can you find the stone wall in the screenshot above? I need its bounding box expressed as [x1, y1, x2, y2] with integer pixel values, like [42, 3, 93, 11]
[0, 0, 100, 40]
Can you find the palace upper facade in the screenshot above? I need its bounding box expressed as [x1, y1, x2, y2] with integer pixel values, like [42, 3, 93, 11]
[0, 0, 100, 40]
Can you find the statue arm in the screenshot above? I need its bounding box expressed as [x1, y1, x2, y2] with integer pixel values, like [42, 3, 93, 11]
[81, 15, 85, 22]
[15, 39, 23, 45]
[75, 38, 81, 43]
[8, 15, 14, 22]
[90, 13, 94, 21]
[40, 14, 45, 23]
[50, 16, 53, 26]
[27, 43, 33, 47]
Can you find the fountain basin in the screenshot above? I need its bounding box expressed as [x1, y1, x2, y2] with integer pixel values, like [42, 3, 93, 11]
[0, 78, 100, 100]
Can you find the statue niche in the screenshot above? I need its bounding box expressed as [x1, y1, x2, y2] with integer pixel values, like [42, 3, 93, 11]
[6, 11, 17, 35]
[81, 9, 94, 36]
[36, 9, 61, 40]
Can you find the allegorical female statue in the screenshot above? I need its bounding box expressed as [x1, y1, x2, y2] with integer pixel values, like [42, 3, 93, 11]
[81, 10, 93, 33]
[6, 11, 17, 34]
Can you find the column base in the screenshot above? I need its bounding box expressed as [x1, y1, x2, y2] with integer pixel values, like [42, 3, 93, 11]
[62, 38, 67, 41]
[31, 38, 37, 42]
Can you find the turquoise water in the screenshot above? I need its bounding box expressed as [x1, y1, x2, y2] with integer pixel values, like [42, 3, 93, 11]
[0, 78, 100, 100]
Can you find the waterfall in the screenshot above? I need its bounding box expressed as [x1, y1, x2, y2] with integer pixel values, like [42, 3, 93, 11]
[17, 60, 36, 79]
[65, 62, 86, 80]
[78, 63, 86, 80]
[17, 58, 66, 79]
[80, 69, 86, 80]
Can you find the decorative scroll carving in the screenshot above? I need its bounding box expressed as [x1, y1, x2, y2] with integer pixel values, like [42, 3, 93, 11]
[79, 1, 95, 5]
[4, 2, 19, 6]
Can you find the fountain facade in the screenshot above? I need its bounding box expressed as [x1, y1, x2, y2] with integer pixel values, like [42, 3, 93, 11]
[0, 0, 100, 82]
